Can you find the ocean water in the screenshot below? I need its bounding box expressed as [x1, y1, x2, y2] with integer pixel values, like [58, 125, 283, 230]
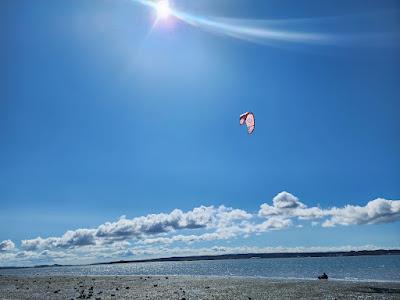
[1, 255, 399, 282]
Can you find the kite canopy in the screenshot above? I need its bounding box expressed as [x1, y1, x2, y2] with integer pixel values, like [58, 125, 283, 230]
[239, 112, 255, 134]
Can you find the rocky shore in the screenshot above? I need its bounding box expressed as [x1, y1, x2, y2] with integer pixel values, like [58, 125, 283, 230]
[0, 275, 399, 299]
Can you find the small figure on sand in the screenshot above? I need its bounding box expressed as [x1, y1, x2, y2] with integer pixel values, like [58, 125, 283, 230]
[318, 272, 328, 280]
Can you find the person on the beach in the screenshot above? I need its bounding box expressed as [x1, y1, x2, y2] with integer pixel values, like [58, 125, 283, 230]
[318, 273, 328, 280]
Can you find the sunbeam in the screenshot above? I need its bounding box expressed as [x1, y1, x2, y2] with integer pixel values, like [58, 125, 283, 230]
[131, 0, 400, 47]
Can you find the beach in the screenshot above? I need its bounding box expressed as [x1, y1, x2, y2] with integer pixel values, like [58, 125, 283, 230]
[1, 275, 399, 300]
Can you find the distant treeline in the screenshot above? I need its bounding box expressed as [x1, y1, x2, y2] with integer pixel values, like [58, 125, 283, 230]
[94, 249, 400, 265]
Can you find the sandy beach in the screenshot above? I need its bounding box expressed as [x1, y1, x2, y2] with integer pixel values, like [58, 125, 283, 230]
[0, 275, 399, 300]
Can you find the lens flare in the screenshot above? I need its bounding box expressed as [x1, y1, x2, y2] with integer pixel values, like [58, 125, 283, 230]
[156, 0, 171, 20]
[132, 0, 400, 47]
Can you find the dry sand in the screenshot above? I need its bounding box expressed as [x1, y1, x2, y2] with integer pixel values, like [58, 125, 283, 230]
[0, 275, 399, 299]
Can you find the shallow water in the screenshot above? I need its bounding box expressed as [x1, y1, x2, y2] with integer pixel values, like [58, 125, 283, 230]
[1, 255, 399, 282]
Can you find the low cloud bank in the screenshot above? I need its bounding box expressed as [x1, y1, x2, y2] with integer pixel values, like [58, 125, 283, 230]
[1, 192, 398, 265]
[21, 206, 252, 251]
[19, 193, 400, 251]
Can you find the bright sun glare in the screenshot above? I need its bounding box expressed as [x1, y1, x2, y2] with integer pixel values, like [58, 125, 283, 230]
[156, 0, 171, 20]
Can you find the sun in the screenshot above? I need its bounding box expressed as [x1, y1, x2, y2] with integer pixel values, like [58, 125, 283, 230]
[155, 0, 171, 20]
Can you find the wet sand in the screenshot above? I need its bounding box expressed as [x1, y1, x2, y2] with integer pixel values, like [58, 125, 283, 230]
[0, 275, 399, 299]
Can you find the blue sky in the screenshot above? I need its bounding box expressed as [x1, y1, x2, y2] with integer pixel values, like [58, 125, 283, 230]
[0, 0, 399, 265]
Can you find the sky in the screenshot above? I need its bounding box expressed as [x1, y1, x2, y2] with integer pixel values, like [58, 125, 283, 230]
[0, 0, 399, 266]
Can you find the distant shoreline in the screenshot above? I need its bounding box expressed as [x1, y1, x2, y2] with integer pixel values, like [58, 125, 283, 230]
[1, 249, 399, 270]
[95, 249, 400, 266]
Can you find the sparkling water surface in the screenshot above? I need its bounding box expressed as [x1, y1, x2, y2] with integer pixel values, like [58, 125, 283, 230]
[1, 255, 399, 282]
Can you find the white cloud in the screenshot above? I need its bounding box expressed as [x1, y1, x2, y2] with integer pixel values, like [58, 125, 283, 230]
[0, 240, 15, 252]
[258, 192, 400, 228]
[322, 198, 400, 227]
[8, 192, 399, 265]
[255, 217, 292, 232]
[258, 192, 324, 220]
[21, 205, 253, 251]
[22, 229, 97, 251]
[95, 205, 248, 241]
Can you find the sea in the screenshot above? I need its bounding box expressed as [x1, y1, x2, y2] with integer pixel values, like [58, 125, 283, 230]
[1, 255, 399, 282]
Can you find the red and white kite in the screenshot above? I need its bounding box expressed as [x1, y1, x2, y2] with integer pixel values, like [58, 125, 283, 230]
[239, 112, 255, 134]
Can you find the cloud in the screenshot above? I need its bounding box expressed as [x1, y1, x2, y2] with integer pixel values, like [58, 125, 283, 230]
[140, 228, 245, 245]
[0, 240, 15, 252]
[258, 192, 400, 227]
[22, 229, 97, 251]
[258, 192, 400, 228]
[322, 198, 400, 227]
[21, 206, 252, 251]
[258, 192, 324, 220]
[255, 217, 293, 232]
[12, 192, 400, 265]
[95, 205, 251, 241]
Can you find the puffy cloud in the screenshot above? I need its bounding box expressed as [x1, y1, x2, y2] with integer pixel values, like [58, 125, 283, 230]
[96, 206, 221, 240]
[259, 192, 400, 228]
[95, 205, 252, 242]
[258, 192, 324, 220]
[322, 198, 400, 227]
[0, 240, 15, 252]
[141, 229, 242, 245]
[96, 210, 184, 239]
[15, 192, 400, 260]
[272, 192, 305, 209]
[140, 217, 291, 246]
[255, 217, 292, 231]
[22, 229, 97, 251]
[21, 205, 253, 251]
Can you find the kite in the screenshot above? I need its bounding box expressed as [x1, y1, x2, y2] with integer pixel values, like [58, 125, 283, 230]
[239, 112, 255, 134]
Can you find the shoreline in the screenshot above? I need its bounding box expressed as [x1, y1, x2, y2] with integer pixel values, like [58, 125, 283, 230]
[1, 251, 399, 270]
[2, 273, 400, 284]
[1, 275, 400, 299]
